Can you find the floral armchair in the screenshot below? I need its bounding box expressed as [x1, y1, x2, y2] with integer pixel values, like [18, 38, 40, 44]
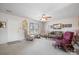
[55, 32, 74, 52]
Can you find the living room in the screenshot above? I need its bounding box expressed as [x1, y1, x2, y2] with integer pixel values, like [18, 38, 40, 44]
[0, 3, 79, 55]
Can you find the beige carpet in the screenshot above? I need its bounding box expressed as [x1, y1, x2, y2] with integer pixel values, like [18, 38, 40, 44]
[0, 38, 77, 55]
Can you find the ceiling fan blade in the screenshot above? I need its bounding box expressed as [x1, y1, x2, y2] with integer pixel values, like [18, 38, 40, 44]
[47, 16, 52, 18]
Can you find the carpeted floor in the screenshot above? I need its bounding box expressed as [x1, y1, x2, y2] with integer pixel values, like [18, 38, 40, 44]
[0, 38, 78, 55]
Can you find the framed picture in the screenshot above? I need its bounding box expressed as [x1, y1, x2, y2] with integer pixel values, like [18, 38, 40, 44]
[53, 24, 62, 29]
[0, 21, 6, 28]
[63, 24, 72, 27]
[51, 23, 72, 29]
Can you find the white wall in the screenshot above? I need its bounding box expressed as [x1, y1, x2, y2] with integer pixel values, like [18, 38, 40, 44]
[7, 14, 25, 42]
[0, 14, 8, 44]
[0, 12, 25, 44]
[45, 17, 79, 33]
[0, 12, 43, 44]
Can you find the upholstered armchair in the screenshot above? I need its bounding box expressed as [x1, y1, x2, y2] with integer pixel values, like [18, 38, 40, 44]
[24, 29, 34, 41]
[55, 32, 74, 52]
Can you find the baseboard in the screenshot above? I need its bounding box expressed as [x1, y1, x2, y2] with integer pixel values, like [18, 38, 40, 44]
[7, 40, 24, 45]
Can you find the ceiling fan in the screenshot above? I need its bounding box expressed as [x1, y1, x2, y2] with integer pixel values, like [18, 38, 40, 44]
[40, 14, 52, 21]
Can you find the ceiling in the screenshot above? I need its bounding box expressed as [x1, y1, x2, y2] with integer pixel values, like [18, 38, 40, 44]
[0, 3, 79, 20]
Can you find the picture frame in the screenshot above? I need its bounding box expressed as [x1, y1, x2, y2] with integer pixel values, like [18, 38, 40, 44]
[51, 23, 72, 29]
[0, 21, 6, 28]
[63, 24, 72, 27]
[53, 24, 62, 29]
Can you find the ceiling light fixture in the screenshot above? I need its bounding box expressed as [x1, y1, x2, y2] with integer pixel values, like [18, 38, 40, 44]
[41, 18, 46, 21]
[40, 14, 52, 22]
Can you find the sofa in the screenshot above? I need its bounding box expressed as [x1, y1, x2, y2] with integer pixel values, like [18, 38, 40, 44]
[47, 31, 63, 39]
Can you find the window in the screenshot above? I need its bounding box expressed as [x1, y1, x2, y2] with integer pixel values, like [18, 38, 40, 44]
[29, 23, 39, 34]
